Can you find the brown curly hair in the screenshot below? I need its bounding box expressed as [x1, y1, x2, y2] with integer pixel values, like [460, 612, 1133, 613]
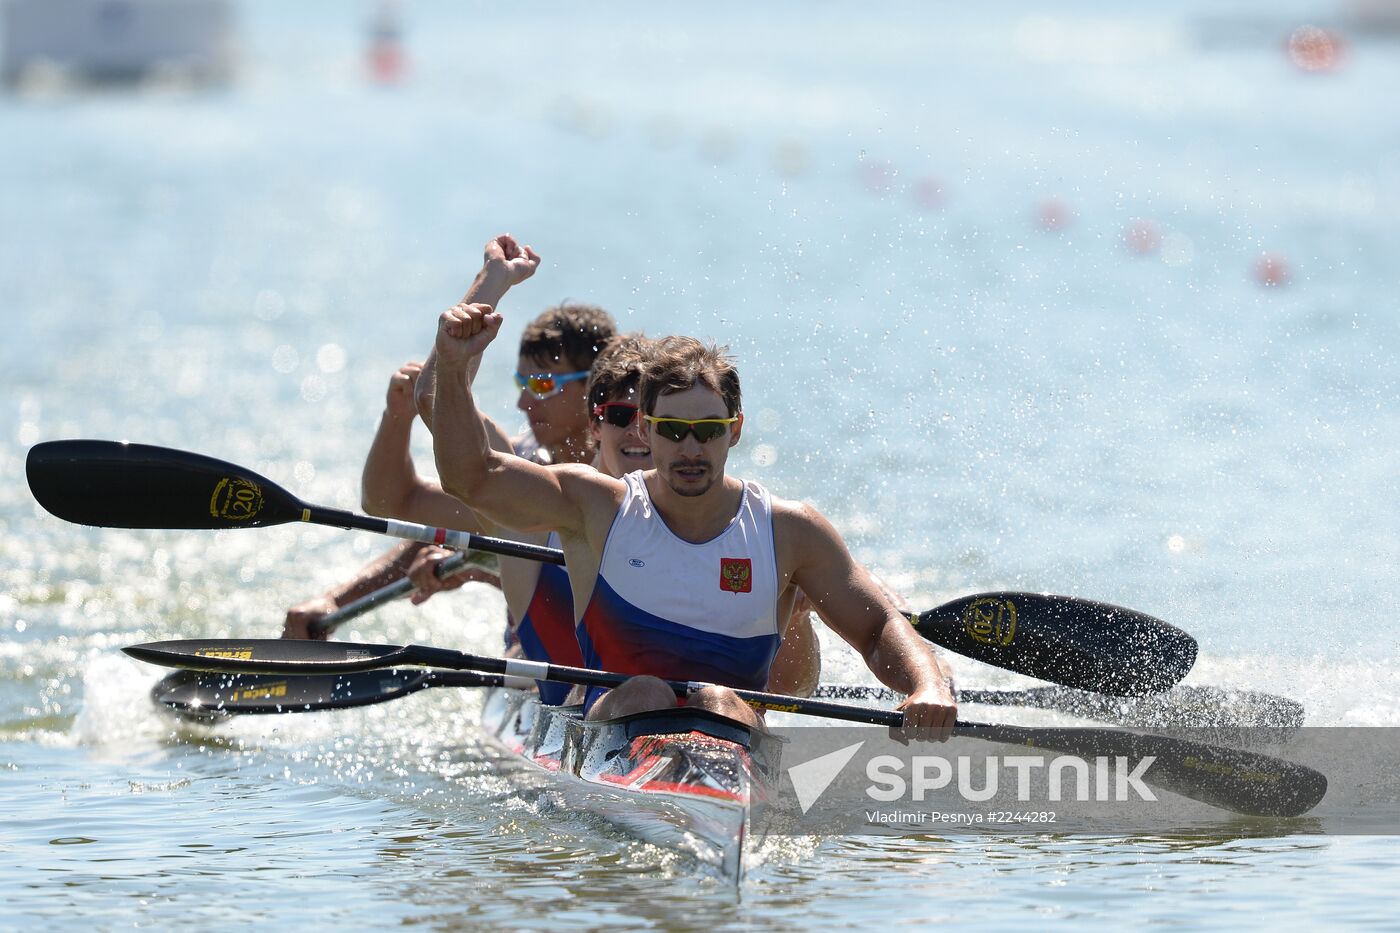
[587, 333, 654, 413]
[639, 336, 741, 417]
[518, 302, 617, 372]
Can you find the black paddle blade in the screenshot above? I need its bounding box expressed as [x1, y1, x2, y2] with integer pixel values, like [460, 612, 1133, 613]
[152, 669, 439, 715]
[976, 723, 1326, 818]
[125, 638, 409, 674]
[26, 440, 305, 530]
[914, 592, 1196, 697]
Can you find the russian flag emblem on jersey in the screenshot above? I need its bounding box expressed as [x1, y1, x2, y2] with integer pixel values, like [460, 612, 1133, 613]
[720, 557, 752, 593]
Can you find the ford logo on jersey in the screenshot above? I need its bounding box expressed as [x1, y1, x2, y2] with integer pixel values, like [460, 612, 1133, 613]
[629, 558, 645, 568]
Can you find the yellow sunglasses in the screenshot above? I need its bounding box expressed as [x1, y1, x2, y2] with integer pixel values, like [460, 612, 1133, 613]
[642, 415, 739, 443]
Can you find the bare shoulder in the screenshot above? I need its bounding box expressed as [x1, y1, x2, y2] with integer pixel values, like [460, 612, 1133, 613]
[552, 461, 620, 485]
[771, 495, 845, 563]
[556, 464, 628, 539]
[771, 495, 838, 535]
[552, 463, 627, 501]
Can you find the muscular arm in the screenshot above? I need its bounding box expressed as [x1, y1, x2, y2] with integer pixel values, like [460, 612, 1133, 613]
[770, 570, 911, 698]
[363, 398, 526, 533]
[282, 539, 426, 638]
[779, 500, 956, 738]
[767, 602, 820, 697]
[364, 353, 540, 534]
[416, 235, 541, 425]
[430, 304, 617, 538]
[362, 361, 481, 529]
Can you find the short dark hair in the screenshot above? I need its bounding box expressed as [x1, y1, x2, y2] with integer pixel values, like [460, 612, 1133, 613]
[639, 336, 741, 417]
[587, 333, 653, 413]
[518, 302, 617, 372]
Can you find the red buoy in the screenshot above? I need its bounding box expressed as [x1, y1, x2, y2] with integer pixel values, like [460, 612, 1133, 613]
[1254, 253, 1291, 287]
[1287, 26, 1345, 74]
[912, 177, 946, 210]
[1124, 219, 1161, 255]
[1035, 197, 1071, 231]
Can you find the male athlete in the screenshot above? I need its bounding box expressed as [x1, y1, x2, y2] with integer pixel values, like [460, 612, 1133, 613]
[347, 339, 650, 703]
[285, 235, 820, 698]
[402, 332, 820, 699]
[281, 235, 612, 643]
[429, 304, 957, 740]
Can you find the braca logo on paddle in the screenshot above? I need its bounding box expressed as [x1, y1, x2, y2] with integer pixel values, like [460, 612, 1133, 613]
[751, 726, 1353, 837]
[961, 597, 1017, 646]
[231, 681, 288, 702]
[209, 476, 264, 522]
[194, 648, 255, 660]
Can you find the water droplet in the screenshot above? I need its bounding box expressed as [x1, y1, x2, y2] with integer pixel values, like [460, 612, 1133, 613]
[316, 343, 347, 374]
[272, 345, 299, 374]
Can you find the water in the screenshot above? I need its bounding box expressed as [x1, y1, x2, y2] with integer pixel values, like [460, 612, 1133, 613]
[3, 0, 1399, 926]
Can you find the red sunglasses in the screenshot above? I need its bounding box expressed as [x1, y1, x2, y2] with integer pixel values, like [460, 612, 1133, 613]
[592, 402, 639, 428]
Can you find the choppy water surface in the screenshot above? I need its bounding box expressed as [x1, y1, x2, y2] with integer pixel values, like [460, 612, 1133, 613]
[3, 0, 1398, 927]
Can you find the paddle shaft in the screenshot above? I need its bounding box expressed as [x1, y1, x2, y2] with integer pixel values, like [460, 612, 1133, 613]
[419, 646, 910, 727]
[813, 683, 1306, 729]
[305, 503, 564, 565]
[309, 550, 486, 637]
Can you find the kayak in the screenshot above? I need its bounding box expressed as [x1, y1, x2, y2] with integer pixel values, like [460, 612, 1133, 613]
[476, 688, 777, 883]
[149, 671, 779, 880]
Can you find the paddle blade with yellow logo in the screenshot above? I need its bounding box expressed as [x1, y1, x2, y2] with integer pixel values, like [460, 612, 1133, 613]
[26, 439, 304, 530]
[910, 591, 1196, 697]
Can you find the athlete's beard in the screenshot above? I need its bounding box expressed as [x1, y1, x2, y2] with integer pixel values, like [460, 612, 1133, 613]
[665, 459, 716, 497]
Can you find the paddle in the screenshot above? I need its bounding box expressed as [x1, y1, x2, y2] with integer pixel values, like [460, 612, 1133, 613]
[905, 592, 1194, 696]
[28, 439, 1195, 696]
[151, 668, 535, 719]
[24, 439, 564, 565]
[813, 684, 1306, 730]
[126, 637, 1325, 818]
[155, 667, 1303, 732]
[308, 550, 498, 637]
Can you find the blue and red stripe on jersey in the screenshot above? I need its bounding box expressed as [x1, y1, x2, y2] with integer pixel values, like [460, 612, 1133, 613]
[577, 574, 780, 712]
[514, 562, 582, 706]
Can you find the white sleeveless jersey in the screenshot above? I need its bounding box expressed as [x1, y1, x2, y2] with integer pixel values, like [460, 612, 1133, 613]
[577, 471, 782, 698]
